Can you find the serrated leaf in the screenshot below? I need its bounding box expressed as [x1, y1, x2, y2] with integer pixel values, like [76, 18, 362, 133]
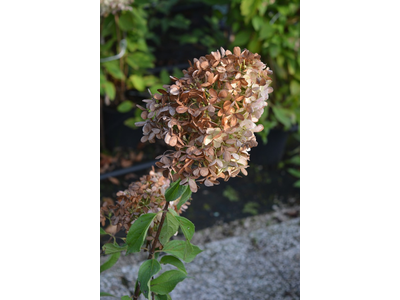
[150, 270, 187, 295]
[138, 259, 162, 299]
[162, 240, 202, 263]
[117, 101, 133, 113]
[160, 255, 187, 274]
[102, 243, 128, 254]
[175, 216, 195, 241]
[126, 213, 157, 254]
[100, 292, 117, 297]
[159, 212, 180, 246]
[100, 252, 120, 273]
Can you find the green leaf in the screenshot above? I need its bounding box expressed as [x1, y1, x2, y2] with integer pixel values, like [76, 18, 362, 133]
[101, 227, 107, 235]
[126, 52, 155, 70]
[289, 155, 300, 165]
[251, 15, 263, 31]
[287, 168, 300, 178]
[172, 68, 183, 79]
[154, 294, 171, 300]
[272, 107, 293, 129]
[150, 270, 187, 295]
[290, 80, 300, 96]
[165, 180, 191, 204]
[294, 180, 300, 188]
[175, 216, 195, 241]
[148, 84, 165, 95]
[103, 61, 125, 80]
[117, 101, 133, 113]
[104, 81, 116, 100]
[162, 240, 202, 263]
[100, 292, 117, 297]
[124, 117, 138, 129]
[102, 243, 128, 255]
[143, 75, 159, 87]
[159, 69, 170, 84]
[176, 188, 191, 210]
[233, 30, 251, 46]
[258, 22, 274, 40]
[138, 259, 162, 299]
[159, 212, 180, 246]
[100, 252, 120, 273]
[121, 296, 131, 300]
[118, 11, 135, 31]
[126, 213, 157, 254]
[130, 75, 146, 92]
[160, 255, 187, 274]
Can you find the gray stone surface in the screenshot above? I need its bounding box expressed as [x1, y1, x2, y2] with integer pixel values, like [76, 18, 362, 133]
[101, 210, 300, 300]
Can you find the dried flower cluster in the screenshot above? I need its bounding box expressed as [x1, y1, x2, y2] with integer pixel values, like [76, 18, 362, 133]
[101, 169, 189, 233]
[136, 47, 273, 193]
[100, 0, 134, 16]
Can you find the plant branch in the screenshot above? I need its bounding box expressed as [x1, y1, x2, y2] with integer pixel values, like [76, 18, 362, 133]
[148, 201, 169, 260]
[132, 201, 170, 299]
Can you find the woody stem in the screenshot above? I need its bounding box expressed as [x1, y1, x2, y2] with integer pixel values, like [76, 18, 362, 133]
[132, 201, 170, 299]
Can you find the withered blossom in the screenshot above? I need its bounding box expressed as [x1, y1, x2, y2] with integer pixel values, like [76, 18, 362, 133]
[100, 0, 134, 16]
[100, 169, 190, 233]
[136, 47, 273, 192]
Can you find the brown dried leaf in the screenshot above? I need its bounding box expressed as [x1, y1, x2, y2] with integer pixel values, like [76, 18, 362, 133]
[108, 177, 120, 185]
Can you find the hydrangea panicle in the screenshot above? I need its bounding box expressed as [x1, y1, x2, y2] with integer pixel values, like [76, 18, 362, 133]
[135, 47, 273, 192]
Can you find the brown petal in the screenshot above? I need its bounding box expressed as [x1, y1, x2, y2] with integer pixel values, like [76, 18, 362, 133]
[176, 106, 188, 113]
[235, 113, 245, 120]
[204, 178, 214, 187]
[169, 136, 178, 147]
[233, 46, 241, 57]
[223, 150, 231, 161]
[189, 179, 198, 193]
[218, 90, 228, 98]
[200, 168, 209, 176]
[230, 115, 237, 127]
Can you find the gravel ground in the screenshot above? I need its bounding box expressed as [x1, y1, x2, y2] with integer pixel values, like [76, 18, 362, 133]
[101, 206, 300, 300]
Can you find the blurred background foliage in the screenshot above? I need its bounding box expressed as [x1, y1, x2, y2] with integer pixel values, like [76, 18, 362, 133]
[100, 0, 299, 187]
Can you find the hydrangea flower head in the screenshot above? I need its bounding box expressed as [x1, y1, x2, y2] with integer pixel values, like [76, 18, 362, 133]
[136, 47, 273, 192]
